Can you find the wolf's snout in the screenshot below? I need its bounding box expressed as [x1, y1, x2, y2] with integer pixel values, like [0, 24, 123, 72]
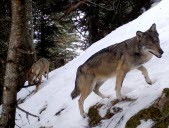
[159, 49, 164, 55]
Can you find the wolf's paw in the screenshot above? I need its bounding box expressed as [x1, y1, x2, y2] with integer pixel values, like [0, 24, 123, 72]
[104, 95, 111, 99]
[145, 78, 152, 85]
[147, 80, 152, 85]
[121, 96, 128, 100]
[117, 96, 127, 101]
[112, 107, 123, 113]
[82, 113, 87, 118]
[117, 96, 122, 101]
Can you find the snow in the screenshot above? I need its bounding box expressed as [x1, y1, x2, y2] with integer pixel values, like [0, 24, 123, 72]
[137, 119, 153, 128]
[137, 119, 154, 128]
[16, 0, 169, 127]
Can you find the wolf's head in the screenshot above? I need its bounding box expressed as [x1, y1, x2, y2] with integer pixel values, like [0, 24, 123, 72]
[27, 69, 36, 85]
[136, 23, 164, 58]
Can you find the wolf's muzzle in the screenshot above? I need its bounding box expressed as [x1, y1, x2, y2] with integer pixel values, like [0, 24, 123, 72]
[159, 49, 164, 55]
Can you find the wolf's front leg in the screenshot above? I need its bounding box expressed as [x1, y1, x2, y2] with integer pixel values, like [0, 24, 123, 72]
[115, 71, 127, 100]
[137, 65, 152, 85]
[35, 76, 42, 93]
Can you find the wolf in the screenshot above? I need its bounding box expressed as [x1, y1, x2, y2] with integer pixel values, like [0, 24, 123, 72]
[27, 58, 49, 92]
[71, 23, 164, 117]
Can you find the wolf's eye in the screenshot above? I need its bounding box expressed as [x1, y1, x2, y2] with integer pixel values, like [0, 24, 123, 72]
[154, 38, 159, 42]
[156, 39, 159, 43]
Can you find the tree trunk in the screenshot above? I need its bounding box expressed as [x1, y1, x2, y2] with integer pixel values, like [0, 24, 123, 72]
[88, 15, 99, 45]
[0, 0, 11, 105]
[0, 0, 35, 127]
[87, 7, 100, 45]
[17, 0, 36, 90]
[26, 0, 37, 61]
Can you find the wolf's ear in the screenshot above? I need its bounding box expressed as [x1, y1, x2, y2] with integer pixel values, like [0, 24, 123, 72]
[149, 23, 156, 31]
[136, 31, 144, 40]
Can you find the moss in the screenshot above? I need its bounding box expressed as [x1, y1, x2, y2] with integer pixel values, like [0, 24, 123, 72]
[152, 122, 169, 128]
[126, 88, 169, 128]
[88, 104, 103, 127]
[126, 107, 161, 128]
[163, 88, 169, 98]
[152, 100, 169, 128]
[162, 100, 169, 116]
[152, 116, 169, 128]
[151, 89, 169, 128]
[126, 115, 141, 128]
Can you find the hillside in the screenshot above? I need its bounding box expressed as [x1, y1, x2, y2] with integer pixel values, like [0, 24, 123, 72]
[16, 0, 169, 127]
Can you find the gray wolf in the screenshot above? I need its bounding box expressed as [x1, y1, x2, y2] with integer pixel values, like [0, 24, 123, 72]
[27, 58, 49, 92]
[71, 23, 163, 117]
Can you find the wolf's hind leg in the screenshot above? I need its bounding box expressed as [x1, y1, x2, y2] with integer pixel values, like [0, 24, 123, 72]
[78, 75, 94, 118]
[137, 65, 152, 85]
[78, 87, 92, 118]
[93, 81, 109, 98]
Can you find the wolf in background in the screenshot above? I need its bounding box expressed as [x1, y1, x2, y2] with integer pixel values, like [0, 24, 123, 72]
[71, 23, 164, 117]
[27, 58, 49, 92]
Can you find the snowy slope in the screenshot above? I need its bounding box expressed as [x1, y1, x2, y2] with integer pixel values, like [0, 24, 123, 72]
[16, 0, 169, 128]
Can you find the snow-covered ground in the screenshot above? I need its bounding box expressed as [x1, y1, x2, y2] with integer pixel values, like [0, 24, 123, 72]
[16, 0, 169, 127]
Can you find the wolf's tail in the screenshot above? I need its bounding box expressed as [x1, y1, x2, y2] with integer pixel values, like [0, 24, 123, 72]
[71, 78, 80, 99]
[71, 68, 81, 99]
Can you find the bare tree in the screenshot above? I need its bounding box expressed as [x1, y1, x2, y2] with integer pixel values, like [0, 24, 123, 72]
[0, 0, 35, 127]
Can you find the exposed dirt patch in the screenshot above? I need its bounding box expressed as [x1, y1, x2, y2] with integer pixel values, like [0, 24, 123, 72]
[126, 88, 169, 128]
[87, 98, 134, 127]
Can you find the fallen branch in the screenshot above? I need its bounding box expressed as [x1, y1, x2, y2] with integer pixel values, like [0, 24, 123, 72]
[22, 82, 43, 88]
[16, 106, 40, 124]
[17, 90, 34, 105]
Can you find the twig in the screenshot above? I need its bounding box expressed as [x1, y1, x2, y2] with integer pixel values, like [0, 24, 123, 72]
[152, 112, 169, 126]
[55, 108, 65, 116]
[58, 0, 86, 20]
[16, 112, 23, 123]
[65, 0, 87, 15]
[15, 124, 21, 128]
[17, 90, 34, 105]
[85, 0, 114, 11]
